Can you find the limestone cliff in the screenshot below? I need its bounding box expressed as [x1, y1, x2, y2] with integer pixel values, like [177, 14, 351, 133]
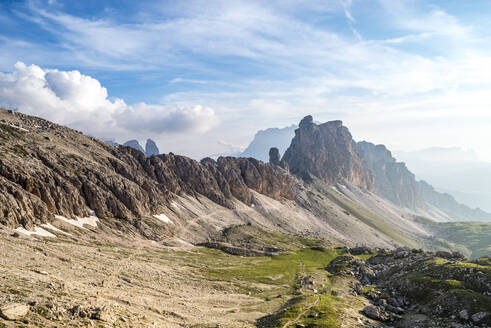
[282, 115, 374, 190]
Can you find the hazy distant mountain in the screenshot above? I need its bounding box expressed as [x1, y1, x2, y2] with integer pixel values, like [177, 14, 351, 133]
[145, 139, 160, 156]
[123, 139, 160, 157]
[354, 141, 491, 222]
[123, 139, 144, 153]
[394, 147, 491, 212]
[240, 124, 296, 161]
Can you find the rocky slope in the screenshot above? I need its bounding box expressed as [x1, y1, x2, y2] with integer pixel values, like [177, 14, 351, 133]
[330, 248, 490, 327]
[356, 141, 491, 221]
[282, 116, 374, 189]
[0, 108, 298, 229]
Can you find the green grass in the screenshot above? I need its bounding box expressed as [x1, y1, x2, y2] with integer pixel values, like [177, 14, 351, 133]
[187, 244, 343, 327]
[205, 247, 339, 287]
[421, 221, 491, 258]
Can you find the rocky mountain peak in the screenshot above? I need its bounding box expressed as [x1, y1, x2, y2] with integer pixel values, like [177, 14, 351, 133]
[123, 139, 144, 153]
[145, 139, 159, 157]
[282, 116, 373, 189]
[298, 115, 314, 129]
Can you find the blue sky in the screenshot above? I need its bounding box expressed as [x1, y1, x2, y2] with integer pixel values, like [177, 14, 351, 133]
[1, 0, 491, 160]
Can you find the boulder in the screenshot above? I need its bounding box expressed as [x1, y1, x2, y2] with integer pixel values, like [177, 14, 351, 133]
[0, 303, 29, 320]
[363, 305, 388, 321]
[471, 312, 488, 323]
[458, 309, 469, 321]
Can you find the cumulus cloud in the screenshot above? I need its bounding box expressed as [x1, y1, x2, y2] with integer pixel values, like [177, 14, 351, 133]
[0, 62, 218, 140]
[116, 104, 218, 134]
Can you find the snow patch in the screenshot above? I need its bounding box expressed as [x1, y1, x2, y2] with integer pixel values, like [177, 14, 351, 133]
[171, 201, 180, 209]
[14, 226, 56, 238]
[153, 214, 173, 224]
[55, 209, 99, 229]
[41, 223, 72, 236]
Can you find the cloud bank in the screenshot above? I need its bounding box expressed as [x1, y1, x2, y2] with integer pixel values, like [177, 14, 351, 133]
[0, 62, 218, 140]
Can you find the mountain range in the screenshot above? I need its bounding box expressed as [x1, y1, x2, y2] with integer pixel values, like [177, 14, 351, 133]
[0, 108, 489, 327]
[394, 147, 491, 212]
[240, 120, 491, 222]
[1, 108, 489, 244]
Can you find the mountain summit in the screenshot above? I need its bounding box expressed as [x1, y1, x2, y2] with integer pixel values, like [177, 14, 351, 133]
[282, 116, 374, 190]
[123, 138, 160, 157]
[144, 139, 159, 156]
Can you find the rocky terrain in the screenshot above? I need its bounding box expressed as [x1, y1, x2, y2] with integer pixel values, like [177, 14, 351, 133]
[329, 247, 490, 327]
[0, 108, 489, 327]
[1, 222, 488, 328]
[0, 109, 298, 230]
[0, 108, 439, 250]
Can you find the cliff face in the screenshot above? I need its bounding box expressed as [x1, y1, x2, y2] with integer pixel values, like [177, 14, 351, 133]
[356, 141, 491, 221]
[282, 116, 374, 190]
[355, 141, 422, 209]
[0, 109, 298, 228]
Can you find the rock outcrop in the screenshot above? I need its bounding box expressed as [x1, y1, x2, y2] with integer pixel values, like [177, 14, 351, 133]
[282, 116, 373, 189]
[0, 108, 299, 229]
[329, 249, 491, 327]
[0, 303, 29, 321]
[269, 147, 281, 166]
[145, 139, 159, 157]
[268, 147, 288, 170]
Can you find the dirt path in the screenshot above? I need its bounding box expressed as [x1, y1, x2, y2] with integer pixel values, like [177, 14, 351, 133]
[282, 294, 320, 328]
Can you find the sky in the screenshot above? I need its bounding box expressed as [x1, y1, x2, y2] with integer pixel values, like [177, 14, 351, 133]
[1, 0, 491, 160]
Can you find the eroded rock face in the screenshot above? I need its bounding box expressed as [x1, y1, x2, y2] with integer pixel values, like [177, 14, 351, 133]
[282, 116, 373, 189]
[355, 140, 491, 220]
[0, 109, 299, 228]
[355, 141, 422, 209]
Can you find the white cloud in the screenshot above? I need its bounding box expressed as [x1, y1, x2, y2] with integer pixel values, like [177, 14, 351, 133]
[0, 62, 217, 140]
[377, 0, 471, 38]
[3, 1, 491, 160]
